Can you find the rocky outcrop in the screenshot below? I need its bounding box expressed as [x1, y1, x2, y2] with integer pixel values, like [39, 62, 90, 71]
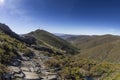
[0, 23, 36, 45]
[32, 45, 55, 53]
[21, 35, 36, 45]
[0, 23, 20, 39]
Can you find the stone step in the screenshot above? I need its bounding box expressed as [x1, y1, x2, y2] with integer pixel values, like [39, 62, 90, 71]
[23, 72, 40, 80]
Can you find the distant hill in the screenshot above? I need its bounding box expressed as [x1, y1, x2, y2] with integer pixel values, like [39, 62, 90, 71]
[25, 29, 78, 54]
[65, 34, 120, 63]
[54, 33, 78, 39]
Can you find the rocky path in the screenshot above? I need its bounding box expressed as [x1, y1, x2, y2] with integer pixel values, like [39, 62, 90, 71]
[8, 49, 58, 80]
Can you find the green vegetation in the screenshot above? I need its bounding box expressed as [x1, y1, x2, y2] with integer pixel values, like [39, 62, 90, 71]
[45, 55, 120, 80]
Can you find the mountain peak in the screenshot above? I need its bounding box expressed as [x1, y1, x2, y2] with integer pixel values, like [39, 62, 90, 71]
[0, 23, 13, 33]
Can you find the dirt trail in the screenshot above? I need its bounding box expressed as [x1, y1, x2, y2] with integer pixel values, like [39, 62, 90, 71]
[8, 48, 58, 80]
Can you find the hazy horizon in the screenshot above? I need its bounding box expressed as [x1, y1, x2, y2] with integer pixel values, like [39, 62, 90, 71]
[0, 0, 120, 35]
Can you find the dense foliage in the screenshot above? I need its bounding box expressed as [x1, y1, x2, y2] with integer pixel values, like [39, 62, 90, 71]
[45, 54, 120, 80]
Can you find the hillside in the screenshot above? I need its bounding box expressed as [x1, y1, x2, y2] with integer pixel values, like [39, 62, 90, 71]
[25, 29, 78, 54]
[54, 33, 78, 39]
[65, 34, 120, 62]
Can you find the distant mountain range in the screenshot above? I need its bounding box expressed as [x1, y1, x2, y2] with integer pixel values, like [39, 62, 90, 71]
[54, 33, 79, 39]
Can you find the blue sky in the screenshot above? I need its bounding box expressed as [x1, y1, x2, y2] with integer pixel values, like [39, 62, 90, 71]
[0, 0, 120, 35]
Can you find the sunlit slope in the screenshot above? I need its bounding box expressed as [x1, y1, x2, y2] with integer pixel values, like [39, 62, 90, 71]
[66, 35, 120, 62]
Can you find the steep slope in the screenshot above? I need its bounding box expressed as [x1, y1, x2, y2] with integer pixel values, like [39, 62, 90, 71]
[0, 24, 33, 74]
[0, 31, 32, 73]
[25, 29, 78, 54]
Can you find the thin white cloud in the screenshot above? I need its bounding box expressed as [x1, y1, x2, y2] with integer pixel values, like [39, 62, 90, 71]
[0, 0, 32, 23]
